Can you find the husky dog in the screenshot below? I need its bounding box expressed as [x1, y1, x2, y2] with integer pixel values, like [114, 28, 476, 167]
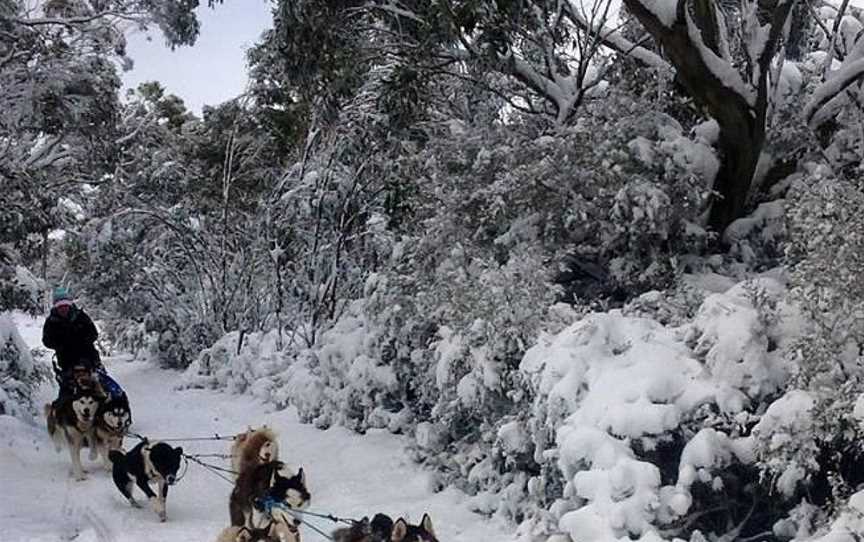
[45, 390, 102, 480]
[215, 520, 300, 542]
[231, 426, 279, 477]
[229, 461, 310, 529]
[109, 440, 183, 522]
[391, 515, 438, 542]
[94, 393, 132, 469]
[332, 514, 393, 542]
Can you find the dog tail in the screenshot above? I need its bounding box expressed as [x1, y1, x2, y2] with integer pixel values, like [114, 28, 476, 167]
[109, 450, 126, 465]
[45, 403, 64, 452]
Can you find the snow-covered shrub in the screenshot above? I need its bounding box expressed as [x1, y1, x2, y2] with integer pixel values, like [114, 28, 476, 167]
[723, 200, 788, 269]
[0, 251, 42, 315]
[802, 490, 864, 542]
[685, 278, 797, 401]
[781, 171, 864, 506]
[621, 281, 706, 327]
[517, 278, 803, 541]
[183, 328, 292, 402]
[145, 310, 219, 369]
[284, 297, 401, 432]
[752, 390, 818, 498]
[400, 94, 713, 307]
[100, 318, 149, 359]
[0, 257, 45, 420]
[0, 313, 44, 419]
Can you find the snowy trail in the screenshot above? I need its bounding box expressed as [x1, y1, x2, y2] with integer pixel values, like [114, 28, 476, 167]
[2, 314, 512, 542]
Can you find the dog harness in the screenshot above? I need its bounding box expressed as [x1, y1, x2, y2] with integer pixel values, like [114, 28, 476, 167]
[96, 368, 126, 400]
[254, 495, 282, 515]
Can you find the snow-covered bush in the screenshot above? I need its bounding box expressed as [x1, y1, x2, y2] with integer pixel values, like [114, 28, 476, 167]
[0, 256, 45, 421]
[0, 251, 42, 316]
[0, 313, 44, 420]
[515, 277, 802, 541]
[778, 171, 864, 508]
[187, 274, 820, 540]
[402, 97, 714, 304]
[183, 328, 293, 402]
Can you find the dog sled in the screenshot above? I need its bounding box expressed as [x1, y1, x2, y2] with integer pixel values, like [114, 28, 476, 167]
[52, 355, 127, 402]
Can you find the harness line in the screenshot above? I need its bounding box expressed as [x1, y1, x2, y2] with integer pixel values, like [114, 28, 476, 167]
[184, 455, 236, 485]
[258, 498, 335, 542]
[125, 430, 236, 442]
[124, 431, 355, 540]
[172, 454, 191, 485]
[187, 457, 239, 476]
[184, 452, 235, 459]
[293, 508, 358, 525]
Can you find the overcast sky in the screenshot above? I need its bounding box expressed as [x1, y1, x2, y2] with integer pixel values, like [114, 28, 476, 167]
[122, 0, 272, 115]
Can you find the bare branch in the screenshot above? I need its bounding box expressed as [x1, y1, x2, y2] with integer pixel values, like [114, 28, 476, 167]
[562, 0, 670, 70]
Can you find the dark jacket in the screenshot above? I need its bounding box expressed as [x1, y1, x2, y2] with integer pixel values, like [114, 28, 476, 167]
[42, 304, 100, 371]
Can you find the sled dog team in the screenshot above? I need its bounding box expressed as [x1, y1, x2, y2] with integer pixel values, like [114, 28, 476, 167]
[45, 367, 132, 481]
[46, 396, 439, 542]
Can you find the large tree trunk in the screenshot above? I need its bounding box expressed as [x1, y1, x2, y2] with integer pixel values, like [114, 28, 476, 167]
[622, 0, 795, 233]
[708, 110, 765, 233]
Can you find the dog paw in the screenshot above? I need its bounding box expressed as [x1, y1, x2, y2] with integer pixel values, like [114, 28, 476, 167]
[128, 499, 141, 509]
[151, 498, 167, 522]
[74, 473, 87, 481]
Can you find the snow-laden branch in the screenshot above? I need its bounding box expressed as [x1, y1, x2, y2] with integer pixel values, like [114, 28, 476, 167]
[805, 57, 864, 127]
[358, 2, 425, 24]
[561, 0, 671, 70]
[115, 107, 159, 145]
[13, 13, 118, 27]
[684, 8, 756, 106]
[24, 135, 70, 169]
[822, 0, 853, 77]
[640, 0, 679, 27]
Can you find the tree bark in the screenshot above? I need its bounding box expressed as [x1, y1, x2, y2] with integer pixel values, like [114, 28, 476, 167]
[712, 124, 764, 231]
[622, 0, 795, 233]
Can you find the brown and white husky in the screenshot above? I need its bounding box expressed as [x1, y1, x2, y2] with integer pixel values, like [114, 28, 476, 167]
[45, 390, 102, 480]
[230, 426, 280, 477]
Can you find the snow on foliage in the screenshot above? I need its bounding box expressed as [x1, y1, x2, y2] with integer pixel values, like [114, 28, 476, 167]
[188, 271, 813, 541]
[687, 278, 796, 399]
[0, 313, 40, 419]
[683, 9, 756, 106]
[804, 490, 864, 542]
[642, 0, 680, 28]
[806, 30, 864, 127]
[520, 277, 796, 540]
[752, 390, 816, 497]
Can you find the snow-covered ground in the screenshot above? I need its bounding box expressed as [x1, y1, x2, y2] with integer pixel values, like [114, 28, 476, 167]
[1, 313, 512, 542]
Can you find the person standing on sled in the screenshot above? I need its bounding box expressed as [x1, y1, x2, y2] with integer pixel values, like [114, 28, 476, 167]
[42, 287, 123, 400]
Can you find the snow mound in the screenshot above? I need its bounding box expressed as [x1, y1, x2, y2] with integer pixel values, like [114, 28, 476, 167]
[522, 312, 722, 540]
[520, 278, 799, 540]
[686, 278, 795, 400]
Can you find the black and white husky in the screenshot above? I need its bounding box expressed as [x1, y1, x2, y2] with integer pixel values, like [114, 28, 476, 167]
[45, 390, 102, 481]
[109, 440, 183, 522]
[94, 393, 132, 469]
